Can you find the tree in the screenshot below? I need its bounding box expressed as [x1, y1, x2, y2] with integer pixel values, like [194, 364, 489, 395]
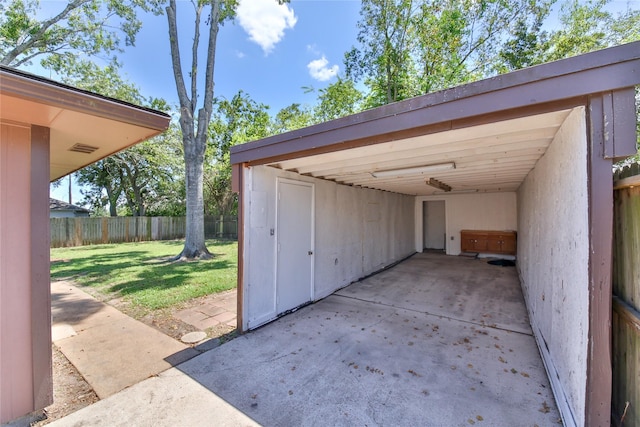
[544, 0, 639, 61]
[60, 60, 180, 217]
[545, 0, 610, 61]
[166, 0, 239, 260]
[0, 0, 159, 69]
[496, 11, 550, 72]
[77, 157, 123, 216]
[271, 103, 313, 134]
[345, 0, 415, 107]
[345, 0, 555, 107]
[205, 91, 270, 217]
[0, 0, 179, 216]
[312, 78, 364, 123]
[209, 91, 271, 160]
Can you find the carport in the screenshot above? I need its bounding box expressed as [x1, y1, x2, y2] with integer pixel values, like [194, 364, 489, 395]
[231, 42, 640, 427]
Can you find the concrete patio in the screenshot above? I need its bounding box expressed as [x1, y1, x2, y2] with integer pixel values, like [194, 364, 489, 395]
[51, 253, 560, 426]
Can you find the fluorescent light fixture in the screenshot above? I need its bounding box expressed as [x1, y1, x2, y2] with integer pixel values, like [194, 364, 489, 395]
[371, 162, 455, 178]
[434, 189, 478, 194]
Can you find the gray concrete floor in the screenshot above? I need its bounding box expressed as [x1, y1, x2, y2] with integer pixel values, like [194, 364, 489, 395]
[52, 252, 561, 427]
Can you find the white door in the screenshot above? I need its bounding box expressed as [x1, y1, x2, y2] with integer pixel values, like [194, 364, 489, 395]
[423, 201, 446, 250]
[276, 180, 314, 314]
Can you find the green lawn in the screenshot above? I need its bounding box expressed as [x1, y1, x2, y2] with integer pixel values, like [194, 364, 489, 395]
[50, 240, 237, 310]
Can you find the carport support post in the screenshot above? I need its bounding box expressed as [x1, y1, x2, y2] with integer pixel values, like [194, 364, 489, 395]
[232, 162, 245, 332]
[585, 89, 638, 426]
[31, 125, 53, 411]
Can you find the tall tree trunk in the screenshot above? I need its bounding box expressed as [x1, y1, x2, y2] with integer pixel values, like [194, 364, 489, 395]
[182, 151, 207, 257]
[167, 0, 220, 260]
[105, 184, 119, 217]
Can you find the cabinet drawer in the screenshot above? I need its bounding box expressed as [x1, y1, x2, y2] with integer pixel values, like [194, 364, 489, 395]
[460, 230, 517, 255]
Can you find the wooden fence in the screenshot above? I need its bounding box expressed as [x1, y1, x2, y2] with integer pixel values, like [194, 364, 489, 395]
[50, 216, 237, 248]
[612, 163, 640, 427]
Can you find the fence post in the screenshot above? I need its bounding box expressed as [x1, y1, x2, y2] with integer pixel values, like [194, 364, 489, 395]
[73, 218, 81, 246]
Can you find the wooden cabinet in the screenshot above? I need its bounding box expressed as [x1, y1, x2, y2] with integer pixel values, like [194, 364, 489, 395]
[460, 230, 517, 255]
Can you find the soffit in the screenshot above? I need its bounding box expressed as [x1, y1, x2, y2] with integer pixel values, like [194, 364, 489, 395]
[0, 67, 170, 182]
[267, 109, 573, 196]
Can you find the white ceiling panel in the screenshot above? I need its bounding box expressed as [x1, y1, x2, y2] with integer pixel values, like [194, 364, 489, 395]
[267, 109, 573, 196]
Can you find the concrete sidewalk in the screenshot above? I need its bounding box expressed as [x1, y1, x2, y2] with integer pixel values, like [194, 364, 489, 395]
[51, 281, 200, 399]
[174, 289, 238, 330]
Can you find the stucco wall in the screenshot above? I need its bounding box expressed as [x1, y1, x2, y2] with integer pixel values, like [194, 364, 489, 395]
[517, 107, 588, 427]
[242, 165, 415, 330]
[414, 192, 518, 255]
[1, 123, 52, 423]
[1, 123, 34, 423]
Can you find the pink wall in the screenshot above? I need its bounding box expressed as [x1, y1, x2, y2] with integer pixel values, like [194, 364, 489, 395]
[0, 122, 52, 423]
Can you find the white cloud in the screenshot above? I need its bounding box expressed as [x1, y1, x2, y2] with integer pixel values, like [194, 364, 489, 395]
[236, 0, 297, 55]
[307, 56, 339, 81]
[235, 50, 246, 59]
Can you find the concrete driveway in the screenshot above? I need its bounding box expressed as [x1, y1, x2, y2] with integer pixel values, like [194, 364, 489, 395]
[52, 253, 560, 426]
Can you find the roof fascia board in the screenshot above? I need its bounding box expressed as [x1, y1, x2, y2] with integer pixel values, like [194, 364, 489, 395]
[231, 41, 640, 165]
[0, 66, 170, 131]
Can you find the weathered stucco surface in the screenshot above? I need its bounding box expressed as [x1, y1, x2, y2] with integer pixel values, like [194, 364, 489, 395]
[517, 107, 589, 427]
[242, 165, 415, 330]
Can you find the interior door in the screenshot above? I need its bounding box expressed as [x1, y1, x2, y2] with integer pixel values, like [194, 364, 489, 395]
[276, 180, 314, 314]
[423, 201, 446, 250]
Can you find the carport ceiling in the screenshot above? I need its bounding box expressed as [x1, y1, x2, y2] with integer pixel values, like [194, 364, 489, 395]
[268, 109, 572, 196]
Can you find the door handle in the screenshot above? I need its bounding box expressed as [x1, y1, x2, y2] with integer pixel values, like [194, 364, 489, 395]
[308, 251, 313, 255]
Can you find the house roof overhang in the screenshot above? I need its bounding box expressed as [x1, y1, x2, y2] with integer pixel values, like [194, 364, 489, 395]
[0, 66, 171, 181]
[231, 41, 640, 196]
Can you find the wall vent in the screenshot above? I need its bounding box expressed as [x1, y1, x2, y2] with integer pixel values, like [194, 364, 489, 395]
[68, 143, 99, 154]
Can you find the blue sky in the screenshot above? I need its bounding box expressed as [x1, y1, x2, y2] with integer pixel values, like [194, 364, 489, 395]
[53, 0, 362, 203]
[117, 0, 362, 114]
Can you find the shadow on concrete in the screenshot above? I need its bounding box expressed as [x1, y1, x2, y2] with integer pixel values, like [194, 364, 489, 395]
[51, 284, 105, 326]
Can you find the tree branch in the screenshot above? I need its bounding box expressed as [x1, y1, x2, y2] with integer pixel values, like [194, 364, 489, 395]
[191, 1, 202, 114]
[166, 0, 192, 118]
[196, 0, 221, 145]
[1, 0, 90, 65]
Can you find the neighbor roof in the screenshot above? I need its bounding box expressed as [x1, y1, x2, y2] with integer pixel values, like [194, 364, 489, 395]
[49, 198, 90, 214]
[231, 41, 640, 196]
[0, 65, 171, 181]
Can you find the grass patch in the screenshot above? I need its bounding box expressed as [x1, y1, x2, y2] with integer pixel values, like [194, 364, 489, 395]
[50, 240, 237, 310]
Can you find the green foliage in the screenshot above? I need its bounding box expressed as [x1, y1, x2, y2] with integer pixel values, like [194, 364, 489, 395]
[61, 61, 183, 217]
[545, 0, 640, 61]
[313, 78, 364, 123]
[346, 0, 556, 107]
[205, 91, 271, 217]
[345, 0, 639, 108]
[204, 154, 236, 217]
[209, 91, 271, 161]
[496, 1, 552, 72]
[411, 2, 470, 93]
[272, 103, 313, 134]
[545, 0, 611, 61]
[50, 240, 238, 310]
[0, 0, 161, 68]
[346, 0, 415, 106]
